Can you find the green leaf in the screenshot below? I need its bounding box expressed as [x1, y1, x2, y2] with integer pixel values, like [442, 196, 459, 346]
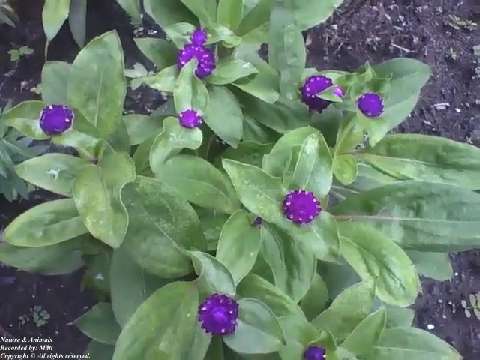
[364, 59, 432, 145]
[237, 0, 274, 36]
[260, 224, 315, 302]
[334, 154, 358, 185]
[122, 176, 202, 278]
[332, 181, 480, 252]
[342, 308, 387, 356]
[222, 142, 273, 168]
[237, 274, 301, 317]
[52, 125, 104, 160]
[41, 61, 71, 104]
[233, 69, 280, 104]
[239, 95, 309, 133]
[110, 246, 168, 327]
[73, 150, 136, 248]
[43, 0, 71, 42]
[68, 0, 87, 47]
[86, 341, 114, 359]
[300, 274, 329, 321]
[156, 155, 241, 214]
[164, 22, 196, 48]
[263, 127, 333, 198]
[133, 65, 178, 92]
[5, 199, 88, 247]
[116, 0, 142, 24]
[269, 5, 305, 100]
[224, 298, 284, 354]
[208, 59, 258, 85]
[0, 240, 83, 275]
[338, 222, 420, 306]
[370, 327, 461, 360]
[217, 210, 263, 285]
[312, 282, 374, 340]
[359, 133, 480, 190]
[143, 0, 196, 28]
[134, 38, 177, 70]
[68, 31, 127, 143]
[149, 117, 202, 174]
[174, 60, 209, 113]
[385, 305, 414, 328]
[406, 251, 453, 281]
[180, 0, 216, 25]
[123, 114, 163, 146]
[197, 208, 229, 251]
[75, 303, 121, 345]
[15, 154, 89, 196]
[190, 251, 235, 296]
[113, 282, 210, 360]
[218, 0, 244, 30]
[243, 115, 278, 144]
[2, 101, 48, 140]
[223, 159, 285, 224]
[284, 0, 343, 30]
[204, 86, 243, 147]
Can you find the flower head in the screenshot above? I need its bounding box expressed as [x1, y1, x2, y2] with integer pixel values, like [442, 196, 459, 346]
[357, 92, 384, 118]
[304, 346, 326, 360]
[179, 109, 203, 128]
[39, 105, 74, 135]
[301, 75, 333, 113]
[198, 294, 239, 336]
[253, 217, 263, 227]
[283, 190, 321, 224]
[177, 44, 216, 79]
[191, 28, 208, 46]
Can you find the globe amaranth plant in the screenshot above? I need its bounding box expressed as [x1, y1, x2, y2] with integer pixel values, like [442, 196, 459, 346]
[1, 0, 475, 359]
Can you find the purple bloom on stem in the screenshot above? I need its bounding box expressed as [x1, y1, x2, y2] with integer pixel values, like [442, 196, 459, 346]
[357, 92, 384, 118]
[304, 346, 326, 360]
[179, 109, 203, 128]
[283, 190, 321, 225]
[301, 75, 333, 113]
[39, 105, 74, 135]
[253, 217, 263, 227]
[177, 44, 216, 79]
[198, 294, 239, 336]
[191, 28, 208, 46]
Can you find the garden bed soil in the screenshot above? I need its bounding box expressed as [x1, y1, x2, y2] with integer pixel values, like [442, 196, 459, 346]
[0, 0, 479, 358]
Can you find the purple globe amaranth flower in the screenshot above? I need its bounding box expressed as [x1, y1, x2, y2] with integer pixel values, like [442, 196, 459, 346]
[304, 346, 326, 360]
[191, 28, 208, 46]
[301, 75, 333, 113]
[39, 105, 74, 135]
[357, 92, 384, 118]
[177, 44, 216, 79]
[283, 190, 321, 225]
[179, 109, 203, 128]
[198, 294, 239, 336]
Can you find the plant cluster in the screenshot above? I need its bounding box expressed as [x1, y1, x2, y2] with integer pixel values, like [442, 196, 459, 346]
[1, 0, 477, 359]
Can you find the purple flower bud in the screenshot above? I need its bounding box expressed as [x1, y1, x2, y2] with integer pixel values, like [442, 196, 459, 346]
[39, 105, 74, 135]
[191, 28, 208, 46]
[357, 92, 384, 118]
[253, 217, 263, 227]
[283, 190, 321, 225]
[177, 44, 216, 79]
[333, 85, 345, 98]
[301, 75, 333, 113]
[304, 346, 326, 360]
[179, 109, 203, 128]
[198, 293, 239, 336]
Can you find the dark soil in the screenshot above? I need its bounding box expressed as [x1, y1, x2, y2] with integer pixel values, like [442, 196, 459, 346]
[0, 0, 479, 358]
